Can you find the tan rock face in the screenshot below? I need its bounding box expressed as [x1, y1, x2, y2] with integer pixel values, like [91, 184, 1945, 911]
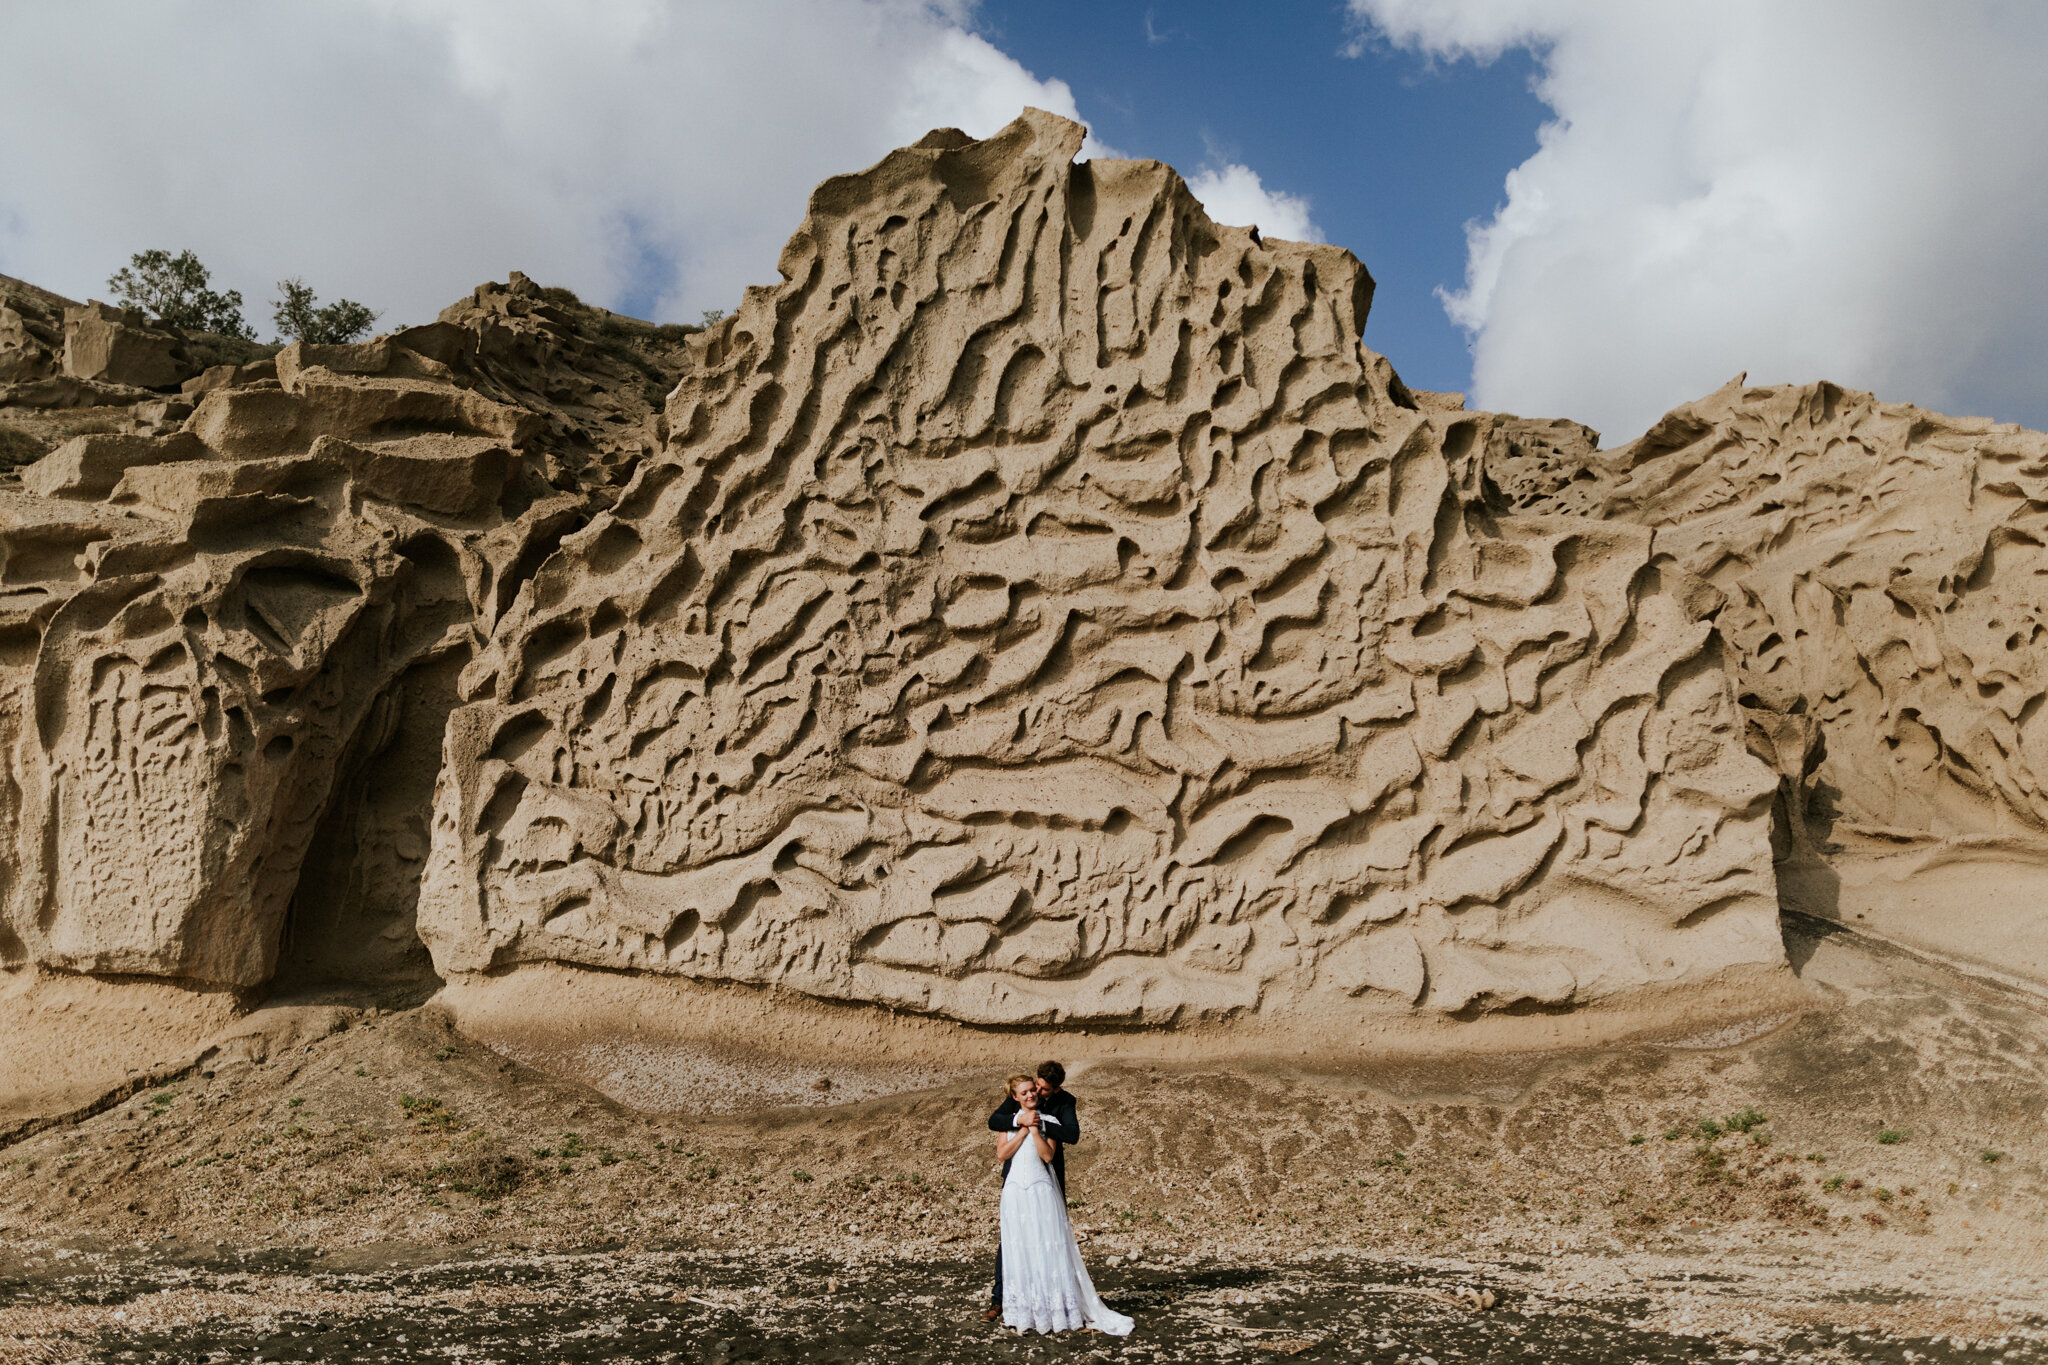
[415, 112, 1782, 1025]
[30, 115, 1974, 1023]
[0, 306, 58, 385]
[1491, 376, 2048, 980]
[61, 302, 198, 391]
[0, 273, 688, 987]
[0, 276, 71, 389]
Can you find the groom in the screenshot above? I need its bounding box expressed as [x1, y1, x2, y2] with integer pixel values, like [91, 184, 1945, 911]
[982, 1060, 1080, 1321]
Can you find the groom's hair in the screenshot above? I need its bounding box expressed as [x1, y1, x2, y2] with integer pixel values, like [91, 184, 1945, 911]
[1037, 1061, 1065, 1087]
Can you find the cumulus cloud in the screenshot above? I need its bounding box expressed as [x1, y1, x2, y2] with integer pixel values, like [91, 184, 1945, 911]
[1352, 0, 2048, 441]
[1184, 163, 1323, 244]
[0, 1, 1100, 330]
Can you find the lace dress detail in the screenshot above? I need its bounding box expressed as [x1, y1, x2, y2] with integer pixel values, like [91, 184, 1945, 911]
[999, 1120, 1134, 1335]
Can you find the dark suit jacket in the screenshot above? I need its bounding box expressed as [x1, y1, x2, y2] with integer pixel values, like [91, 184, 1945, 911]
[989, 1089, 1079, 1189]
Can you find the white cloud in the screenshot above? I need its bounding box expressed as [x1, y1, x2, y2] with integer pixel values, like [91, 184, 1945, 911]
[1352, 0, 2048, 442]
[0, 0, 1101, 332]
[1184, 163, 1323, 244]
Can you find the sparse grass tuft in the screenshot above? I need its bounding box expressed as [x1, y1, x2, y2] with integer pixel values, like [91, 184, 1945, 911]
[431, 1150, 529, 1199]
[0, 426, 50, 469]
[1981, 1149, 2005, 1164]
[1723, 1107, 1767, 1134]
[1877, 1129, 1906, 1145]
[399, 1095, 461, 1133]
[1627, 1134, 1647, 1146]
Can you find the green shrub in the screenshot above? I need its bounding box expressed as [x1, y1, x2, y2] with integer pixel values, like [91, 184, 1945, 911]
[108, 249, 254, 338]
[1877, 1129, 1905, 1145]
[273, 278, 379, 344]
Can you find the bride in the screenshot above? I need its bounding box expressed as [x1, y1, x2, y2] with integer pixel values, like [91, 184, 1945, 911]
[996, 1074, 1134, 1335]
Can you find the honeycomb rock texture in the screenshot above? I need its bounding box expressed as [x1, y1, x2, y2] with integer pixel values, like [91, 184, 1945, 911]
[0, 273, 690, 987]
[416, 111, 1783, 1025]
[1490, 375, 2048, 976]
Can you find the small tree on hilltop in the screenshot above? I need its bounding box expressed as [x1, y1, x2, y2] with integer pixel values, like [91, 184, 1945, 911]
[106, 249, 255, 338]
[273, 278, 380, 345]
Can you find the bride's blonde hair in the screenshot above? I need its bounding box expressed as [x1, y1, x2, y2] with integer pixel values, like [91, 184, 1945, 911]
[1003, 1073, 1036, 1102]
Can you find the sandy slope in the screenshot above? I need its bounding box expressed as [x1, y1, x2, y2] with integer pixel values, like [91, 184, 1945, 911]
[0, 918, 2043, 1359]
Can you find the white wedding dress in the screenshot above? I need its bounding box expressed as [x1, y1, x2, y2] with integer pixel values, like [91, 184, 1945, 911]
[999, 1123, 1134, 1335]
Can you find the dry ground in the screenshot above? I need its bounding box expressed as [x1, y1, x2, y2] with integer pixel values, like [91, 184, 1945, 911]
[1, 917, 2045, 1362]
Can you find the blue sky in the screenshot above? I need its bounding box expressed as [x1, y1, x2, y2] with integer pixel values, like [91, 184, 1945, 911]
[976, 2, 1546, 396]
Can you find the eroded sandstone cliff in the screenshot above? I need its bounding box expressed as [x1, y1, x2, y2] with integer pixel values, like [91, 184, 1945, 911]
[1491, 375, 2048, 982]
[411, 111, 1781, 1025]
[0, 272, 688, 988]
[43, 109, 2045, 1029]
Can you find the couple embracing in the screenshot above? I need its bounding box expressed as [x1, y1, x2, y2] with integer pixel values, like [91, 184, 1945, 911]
[981, 1061, 1133, 1336]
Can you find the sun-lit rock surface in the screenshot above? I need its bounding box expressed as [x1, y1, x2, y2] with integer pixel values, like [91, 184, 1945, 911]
[1491, 375, 2048, 982]
[0, 272, 689, 987]
[46, 109, 2048, 1028]
[414, 111, 1782, 1024]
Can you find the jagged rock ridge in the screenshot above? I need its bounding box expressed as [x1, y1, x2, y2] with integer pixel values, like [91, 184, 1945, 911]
[1490, 376, 2048, 981]
[414, 111, 1781, 1025]
[0, 273, 691, 987]
[45, 111, 2047, 1026]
